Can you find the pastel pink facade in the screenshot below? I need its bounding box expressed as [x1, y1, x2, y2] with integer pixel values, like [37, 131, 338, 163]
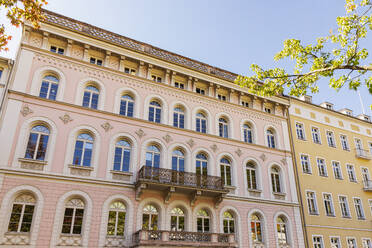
[0, 10, 304, 248]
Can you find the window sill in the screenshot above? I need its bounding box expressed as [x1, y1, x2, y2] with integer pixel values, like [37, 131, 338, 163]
[326, 214, 336, 217]
[273, 192, 286, 200]
[5, 232, 31, 236]
[248, 188, 262, 193]
[303, 171, 312, 175]
[60, 233, 82, 237]
[68, 164, 94, 170]
[342, 215, 351, 219]
[319, 174, 328, 178]
[68, 164, 93, 177]
[248, 188, 262, 197]
[18, 158, 47, 171]
[309, 212, 319, 216]
[110, 170, 133, 182]
[357, 217, 366, 220]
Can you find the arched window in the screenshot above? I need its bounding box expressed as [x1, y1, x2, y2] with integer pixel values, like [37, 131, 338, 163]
[82, 85, 99, 109]
[218, 117, 229, 138]
[246, 162, 257, 190]
[148, 101, 161, 123]
[173, 107, 185, 128]
[196, 153, 208, 176]
[271, 167, 282, 193]
[73, 133, 94, 167]
[223, 211, 235, 234]
[172, 149, 185, 172]
[25, 125, 50, 161]
[276, 216, 288, 245]
[146, 145, 160, 168]
[243, 123, 253, 143]
[267, 129, 276, 148]
[7, 194, 36, 233]
[62, 199, 85, 234]
[142, 205, 158, 230]
[119, 95, 134, 117]
[113, 140, 131, 172]
[250, 214, 263, 243]
[196, 209, 210, 233]
[107, 201, 126, 236]
[220, 158, 232, 186]
[39, 75, 59, 100]
[196, 112, 207, 133]
[170, 207, 185, 231]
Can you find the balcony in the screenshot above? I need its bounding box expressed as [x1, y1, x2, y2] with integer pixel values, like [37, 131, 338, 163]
[363, 180, 372, 191]
[133, 230, 238, 247]
[135, 166, 229, 206]
[355, 149, 372, 160]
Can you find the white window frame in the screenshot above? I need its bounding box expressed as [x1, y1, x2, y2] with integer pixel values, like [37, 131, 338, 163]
[362, 238, 372, 248]
[306, 190, 318, 215]
[338, 195, 351, 218]
[90, 56, 103, 66]
[311, 126, 321, 144]
[300, 154, 312, 174]
[326, 130, 336, 148]
[330, 236, 341, 248]
[316, 157, 328, 177]
[346, 237, 357, 248]
[296, 122, 306, 140]
[352, 197, 365, 220]
[312, 235, 324, 248]
[340, 134, 350, 151]
[322, 192, 335, 217]
[346, 164, 357, 182]
[332, 161, 343, 180]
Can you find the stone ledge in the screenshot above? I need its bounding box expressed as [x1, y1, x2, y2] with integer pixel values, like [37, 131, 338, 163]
[68, 164, 94, 177]
[110, 170, 133, 182]
[18, 158, 47, 171]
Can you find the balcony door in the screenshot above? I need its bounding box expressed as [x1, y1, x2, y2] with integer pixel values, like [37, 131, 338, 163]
[172, 149, 185, 184]
[196, 153, 208, 187]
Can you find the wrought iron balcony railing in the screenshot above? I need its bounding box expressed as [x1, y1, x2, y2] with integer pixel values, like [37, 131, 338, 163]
[355, 148, 372, 160]
[137, 166, 226, 192]
[363, 180, 372, 191]
[133, 230, 237, 247]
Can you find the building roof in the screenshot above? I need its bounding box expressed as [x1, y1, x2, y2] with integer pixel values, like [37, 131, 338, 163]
[42, 9, 238, 82]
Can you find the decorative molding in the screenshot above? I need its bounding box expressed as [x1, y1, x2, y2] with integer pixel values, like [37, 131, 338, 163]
[20, 105, 33, 117]
[187, 139, 195, 148]
[162, 134, 173, 143]
[235, 148, 242, 157]
[259, 153, 267, 162]
[101, 122, 113, 132]
[59, 113, 73, 124]
[280, 158, 287, 166]
[210, 144, 218, 153]
[135, 129, 146, 139]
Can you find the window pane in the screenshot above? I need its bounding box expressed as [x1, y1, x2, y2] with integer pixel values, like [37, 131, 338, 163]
[39, 81, 49, 98]
[122, 149, 130, 172]
[117, 212, 126, 235]
[127, 101, 134, 117]
[113, 147, 122, 171]
[49, 83, 58, 100]
[36, 134, 49, 160]
[82, 91, 91, 107]
[25, 133, 38, 159]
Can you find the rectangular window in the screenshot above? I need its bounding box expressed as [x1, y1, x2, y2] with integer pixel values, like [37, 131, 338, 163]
[0, 68, 3, 79]
[124, 67, 136, 75]
[340, 135, 350, 150]
[217, 94, 227, 101]
[306, 191, 318, 215]
[317, 158, 327, 177]
[312, 127, 321, 144]
[174, 82, 184, 89]
[330, 237, 341, 248]
[196, 88, 205, 95]
[347, 164, 357, 182]
[362, 238, 372, 248]
[339, 196, 350, 218]
[353, 198, 365, 219]
[313, 236, 324, 248]
[301, 155, 311, 174]
[323, 193, 335, 216]
[332, 161, 342, 179]
[50, 45, 65, 55]
[296, 123, 305, 140]
[326, 131, 336, 147]
[347, 238, 357, 248]
[90, 57, 103, 66]
[151, 75, 162, 83]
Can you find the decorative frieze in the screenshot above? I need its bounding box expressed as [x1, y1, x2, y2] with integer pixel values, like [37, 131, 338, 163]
[19, 158, 47, 171]
[1, 233, 30, 245]
[58, 234, 82, 246]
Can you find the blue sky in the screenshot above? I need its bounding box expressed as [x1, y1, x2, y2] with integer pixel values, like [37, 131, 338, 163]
[1, 0, 371, 116]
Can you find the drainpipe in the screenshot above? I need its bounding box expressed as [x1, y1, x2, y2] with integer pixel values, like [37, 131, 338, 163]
[285, 104, 309, 248]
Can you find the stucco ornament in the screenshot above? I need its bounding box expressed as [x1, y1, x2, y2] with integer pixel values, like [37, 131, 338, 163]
[59, 113, 73, 124]
[281, 157, 288, 166]
[187, 139, 195, 148]
[135, 129, 146, 138]
[101, 122, 113, 132]
[20, 105, 33, 117]
[210, 144, 218, 152]
[235, 148, 243, 157]
[260, 153, 267, 161]
[162, 134, 173, 143]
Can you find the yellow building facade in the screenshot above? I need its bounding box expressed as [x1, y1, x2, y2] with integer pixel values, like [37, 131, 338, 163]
[289, 96, 372, 248]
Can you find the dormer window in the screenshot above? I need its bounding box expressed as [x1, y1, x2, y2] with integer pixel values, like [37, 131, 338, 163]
[264, 107, 272, 114]
[218, 94, 227, 101]
[174, 82, 184, 89]
[124, 67, 136, 75]
[346, 111, 352, 116]
[241, 101, 249, 107]
[196, 88, 205, 95]
[151, 75, 162, 83]
[90, 57, 102, 66]
[50, 45, 64, 55]
[325, 104, 333, 110]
